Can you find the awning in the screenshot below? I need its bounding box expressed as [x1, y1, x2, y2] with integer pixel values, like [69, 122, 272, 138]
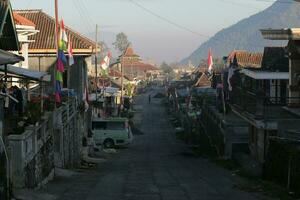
[0, 64, 50, 81]
[241, 69, 289, 80]
[0, 49, 24, 65]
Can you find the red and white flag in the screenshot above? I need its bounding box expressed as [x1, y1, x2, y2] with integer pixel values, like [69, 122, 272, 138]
[208, 48, 213, 73]
[68, 35, 74, 66]
[60, 20, 68, 43]
[100, 52, 112, 70]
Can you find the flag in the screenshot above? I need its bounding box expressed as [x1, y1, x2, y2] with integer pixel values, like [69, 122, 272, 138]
[100, 52, 112, 70]
[68, 35, 74, 66]
[56, 71, 63, 83]
[58, 50, 67, 63]
[208, 48, 213, 74]
[55, 19, 68, 103]
[59, 20, 68, 43]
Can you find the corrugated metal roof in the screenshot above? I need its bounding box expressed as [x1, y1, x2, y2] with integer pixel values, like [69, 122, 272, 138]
[14, 10, 95, 53]
[0, 49, 23, 65]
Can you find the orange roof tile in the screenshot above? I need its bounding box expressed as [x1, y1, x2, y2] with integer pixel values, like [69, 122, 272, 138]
[13, 12, 35, 27]
[227, 50, 263, 68]
[123, 45, 139, 57]
[14, 10, 94, 53]
[123, 62, 158, 71]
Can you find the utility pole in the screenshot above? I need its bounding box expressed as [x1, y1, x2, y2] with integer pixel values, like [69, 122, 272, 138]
[54, 0, 59, 108]
[95, 25, 98, 101]
[121, 62, 124, 107]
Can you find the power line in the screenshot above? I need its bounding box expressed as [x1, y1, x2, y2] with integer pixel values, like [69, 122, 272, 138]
[128, 0, 270, 49]
[128, 0, 213, 39]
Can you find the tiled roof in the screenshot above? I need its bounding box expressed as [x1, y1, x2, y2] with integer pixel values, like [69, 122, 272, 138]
[13, 12, 35, 27]
[14, 10, 94, 53]
[123, 62, 158, 71]
[227, 50, 263, 68]
[109, 69, 122, 78]
[123, 44, 139, 57]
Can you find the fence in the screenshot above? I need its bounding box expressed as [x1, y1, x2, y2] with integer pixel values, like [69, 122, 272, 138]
[53, 98, 83, 169]
[231, 87, 300, 119]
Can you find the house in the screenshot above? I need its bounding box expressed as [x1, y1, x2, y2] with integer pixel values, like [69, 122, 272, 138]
[113, 44, 158, 81]
[252, 28, 300, 192]
[2, 10, 98, 190]
[261, 28, 300, 108]
[227, 48, 298, 164]
[14, 9, 95, 101]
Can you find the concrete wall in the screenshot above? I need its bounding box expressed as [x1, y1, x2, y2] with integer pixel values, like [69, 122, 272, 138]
[28, 55, 90, 101]
[53, 99, 83, 168]
[289, 58, 300, 105]
[8, 112, 54, 188]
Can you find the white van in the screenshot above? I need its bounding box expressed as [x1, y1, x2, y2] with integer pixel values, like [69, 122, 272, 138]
[92, 118, 133, 149]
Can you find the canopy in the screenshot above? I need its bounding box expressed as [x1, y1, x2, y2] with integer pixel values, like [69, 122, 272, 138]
[0, 64, 50, 81]
[0, 49, 24, 65]
[241, 69, 289, 80]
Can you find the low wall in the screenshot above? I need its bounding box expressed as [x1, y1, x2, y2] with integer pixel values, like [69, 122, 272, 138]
[8, 112, 54, 188]
[8, 99, 88, 189]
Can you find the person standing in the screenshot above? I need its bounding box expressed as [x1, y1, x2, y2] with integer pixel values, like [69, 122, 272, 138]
[148, 94, 151, 104]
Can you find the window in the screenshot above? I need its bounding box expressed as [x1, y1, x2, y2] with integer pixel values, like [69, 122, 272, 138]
[92, 122, 107, 130]
[107, 122, 125, 130]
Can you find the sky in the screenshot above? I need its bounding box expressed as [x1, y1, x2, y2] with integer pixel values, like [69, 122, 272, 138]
[11, 0, 274, 64]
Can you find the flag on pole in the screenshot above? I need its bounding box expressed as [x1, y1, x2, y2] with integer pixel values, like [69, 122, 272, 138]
[208, 48, 213, 74]
[100, 52, 112, 70]
[60, 20, 68, 43]
[55, 19, 68, 103]
[100, 52, 112, 75]
[68, 35, 74, 66]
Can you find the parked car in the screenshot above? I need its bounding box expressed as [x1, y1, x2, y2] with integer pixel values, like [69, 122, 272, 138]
[91, 118, 133, 149]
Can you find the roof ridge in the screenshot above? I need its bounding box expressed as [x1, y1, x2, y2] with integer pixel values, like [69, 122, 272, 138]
[14, 9, 42, 12]
[14, 9, 95, 50]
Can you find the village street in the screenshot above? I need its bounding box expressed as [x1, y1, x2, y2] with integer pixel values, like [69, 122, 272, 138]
[17, 87, 272, 200]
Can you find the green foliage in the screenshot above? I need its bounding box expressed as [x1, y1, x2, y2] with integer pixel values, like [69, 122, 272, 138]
[113, 32, 130, 53]
[160, 62, 173, 73]
[160, 61, 176, 80]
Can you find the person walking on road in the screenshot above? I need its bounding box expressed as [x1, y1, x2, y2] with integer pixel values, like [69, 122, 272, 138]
[148, 94, 151, 104]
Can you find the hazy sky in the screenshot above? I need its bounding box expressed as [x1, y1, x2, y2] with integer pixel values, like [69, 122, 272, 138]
[11, 0, 274, 64]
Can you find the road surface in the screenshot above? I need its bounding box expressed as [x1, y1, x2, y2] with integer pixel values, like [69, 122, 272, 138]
[22, 87, 271, 200]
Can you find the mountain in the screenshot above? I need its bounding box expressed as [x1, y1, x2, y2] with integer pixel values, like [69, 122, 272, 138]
[181, 1, 300, 65]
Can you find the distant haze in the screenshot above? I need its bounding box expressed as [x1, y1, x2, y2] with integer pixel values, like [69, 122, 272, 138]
[11, 0, 273, 64]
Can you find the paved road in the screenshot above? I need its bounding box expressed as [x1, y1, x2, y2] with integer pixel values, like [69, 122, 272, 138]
[31, 87, 270, 200]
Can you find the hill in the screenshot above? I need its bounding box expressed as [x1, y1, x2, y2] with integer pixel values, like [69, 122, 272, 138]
[181, 1, 300, 65]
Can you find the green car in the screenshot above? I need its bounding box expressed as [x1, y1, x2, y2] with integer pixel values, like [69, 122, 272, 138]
[92, 118, 133, 149]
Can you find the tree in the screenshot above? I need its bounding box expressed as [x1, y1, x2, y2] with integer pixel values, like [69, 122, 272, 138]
[113, 32, 129, 53]
[160, 62, 173, 74]
[160, 62, 175, 80]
